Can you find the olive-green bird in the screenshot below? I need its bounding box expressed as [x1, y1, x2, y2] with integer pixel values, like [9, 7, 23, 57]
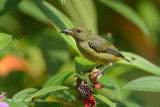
[61, 26, 130, 77]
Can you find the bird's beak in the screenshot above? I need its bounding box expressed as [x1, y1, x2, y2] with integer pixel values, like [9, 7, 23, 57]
[60, 30, 73, 35]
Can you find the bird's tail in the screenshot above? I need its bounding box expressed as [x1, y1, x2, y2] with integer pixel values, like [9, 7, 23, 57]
[124, 58, 131, 62]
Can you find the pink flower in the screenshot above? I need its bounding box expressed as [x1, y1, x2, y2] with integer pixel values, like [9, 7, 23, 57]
[0, 102, 9, 107]
[0, 92, 7, 102]
[0, 92, 9, 107]
[83, 95, 96, 107]
[94, 82, 103, 89]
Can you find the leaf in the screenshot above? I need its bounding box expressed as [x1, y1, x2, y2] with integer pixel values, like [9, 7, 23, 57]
[118, 52, 160, 76]
[0, 0, 22, 16]
[35, 102, 64, 107]
[137, 0, 160, 33]
[124, 76, 160, 92]
[123, 100, 143, 107]
[100, 34, 114, 44]
[64, 0, 98, 33]
[75, 57, 97, 74]
[136, 0, 160, 44]
[39, 29, 70, 75]
[2, 98, 28, 107]
[47, 90, 76, 103]
[0, 33, 12, 51]
[33, 0, 72, 29]
[33, 0, 81, 56]
[93, 94, 117, 107]
[97, 75, 121, 99]
[61, 0, 66, 4]
[27, 86, 69, 100]
[98, 0, 149, 36]
[12, 88, 38, 102]
[17, 0, 47, 23]
[43, 71, 74, 88]
[0, 14, 22, 33]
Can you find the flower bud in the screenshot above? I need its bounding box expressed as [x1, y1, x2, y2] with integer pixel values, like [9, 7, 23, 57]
[78, 84, 93, 99]
[87, 68, 103, 89]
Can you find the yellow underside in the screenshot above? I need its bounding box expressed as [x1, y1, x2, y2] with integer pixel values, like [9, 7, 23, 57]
[77, 41, 124, 65]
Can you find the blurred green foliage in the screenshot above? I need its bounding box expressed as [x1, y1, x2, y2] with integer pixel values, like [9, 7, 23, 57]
[0, 0, 160, 107]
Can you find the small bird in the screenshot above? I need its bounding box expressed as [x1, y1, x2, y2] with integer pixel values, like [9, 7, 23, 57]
[61, 26, 130, 77]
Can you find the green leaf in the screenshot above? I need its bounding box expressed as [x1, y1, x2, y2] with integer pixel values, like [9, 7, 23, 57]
[61, 0, 66, 4]
[33, 0, 72, 29]
[35, 102, 64, 107]
[97, 75, 121, 99]
[0, 0, 21, 16]
[33, 0, 81, 56]
[64, 0, 98, 33]
[39, 29, 70, 75]
[137, 0, 160, 33]
[0, 14, 22, 33]
[12, 88, 38, 102]
[123, 100, 143, 107]
[43, 71, 74, 88]
[118, 52, 160, 76]
[75, 57, 97, 74]
[98, 0, 149, 36]
[100, 34, 114, 44]
[27, 86, 69, 100]
[93, 94, 117, 107]
[124, 76, 160, 92]
[50, 90, 76, 103]
[0, 33, 12, 51]
[3, 98, 28, 107]
[137, 0, 160, 44]
[17, 0, 47, 23]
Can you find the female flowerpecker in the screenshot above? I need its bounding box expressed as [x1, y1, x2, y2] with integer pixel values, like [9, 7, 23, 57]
[61, 26, 130, 77]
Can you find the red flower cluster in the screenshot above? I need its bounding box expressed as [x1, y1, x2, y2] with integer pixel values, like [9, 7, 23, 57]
[75, 67, 104, 107]
[83, 95, 96, 107]
[78, 83, 96, 107]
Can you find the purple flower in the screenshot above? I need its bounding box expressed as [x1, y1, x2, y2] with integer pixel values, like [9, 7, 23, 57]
[0, 102, 10, 107]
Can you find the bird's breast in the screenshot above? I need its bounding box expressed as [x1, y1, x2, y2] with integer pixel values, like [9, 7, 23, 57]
[77, 41, 98, 61]
[76, 41, 120, 65]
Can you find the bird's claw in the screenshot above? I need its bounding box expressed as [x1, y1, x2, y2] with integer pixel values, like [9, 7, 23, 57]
[95, 70, 103, 78]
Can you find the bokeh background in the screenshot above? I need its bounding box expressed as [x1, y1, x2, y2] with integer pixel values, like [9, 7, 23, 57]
[0, 0, 160, 106]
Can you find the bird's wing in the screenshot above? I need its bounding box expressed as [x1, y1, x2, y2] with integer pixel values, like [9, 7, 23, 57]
[88, 37, 124, 58]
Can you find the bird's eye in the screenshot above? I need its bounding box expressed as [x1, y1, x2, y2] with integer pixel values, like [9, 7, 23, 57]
[77, 29, 81, 33]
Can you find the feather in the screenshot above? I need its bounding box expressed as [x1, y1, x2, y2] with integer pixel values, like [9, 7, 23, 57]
[88, 36, 124, 58]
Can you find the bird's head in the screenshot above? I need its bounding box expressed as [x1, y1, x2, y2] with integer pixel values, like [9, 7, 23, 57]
[60, 26, 91, 41]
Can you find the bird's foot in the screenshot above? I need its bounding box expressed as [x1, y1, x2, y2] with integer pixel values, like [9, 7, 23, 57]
[95, 63, 112, 78]
[95, 70, 104, 78]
